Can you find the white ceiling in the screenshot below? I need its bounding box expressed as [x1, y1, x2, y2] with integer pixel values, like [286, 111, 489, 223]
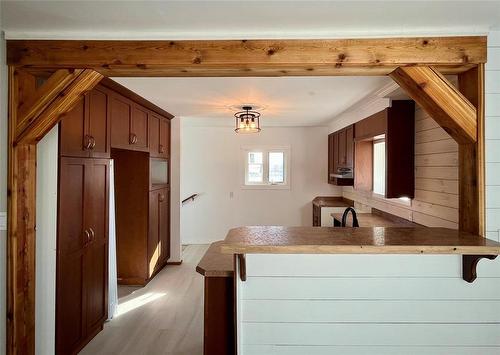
[2, 1, 500, 39]
[113, 76, 391, 126]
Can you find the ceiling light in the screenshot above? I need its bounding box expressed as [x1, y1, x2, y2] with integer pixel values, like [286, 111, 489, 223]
[234, 106, 261, 134]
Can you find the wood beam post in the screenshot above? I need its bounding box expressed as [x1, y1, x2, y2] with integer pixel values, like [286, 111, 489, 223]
[7, 67, 103, 355]
[458, 65, 485, 235]
[390, 66, 477, 144]
[16, 69, 103, 144]
[7, 68, 37, 355]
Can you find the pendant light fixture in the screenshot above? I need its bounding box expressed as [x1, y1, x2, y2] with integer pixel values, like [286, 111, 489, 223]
[234, 106, 261, 134]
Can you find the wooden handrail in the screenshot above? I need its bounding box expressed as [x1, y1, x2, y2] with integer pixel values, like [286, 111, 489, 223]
[182, 193, 199, 204]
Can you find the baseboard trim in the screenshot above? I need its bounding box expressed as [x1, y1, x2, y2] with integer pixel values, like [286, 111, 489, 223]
[167, 260, 183, 265]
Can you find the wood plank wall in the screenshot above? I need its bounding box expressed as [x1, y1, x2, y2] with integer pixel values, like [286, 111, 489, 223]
[343, 105, 459, 229]
[485, 32, 500, 243]
[236, 254, 500, 355]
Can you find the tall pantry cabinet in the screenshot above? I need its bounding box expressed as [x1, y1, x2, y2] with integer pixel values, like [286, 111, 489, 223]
[57, 86, 111, 354]
[56, 79, 172, 354]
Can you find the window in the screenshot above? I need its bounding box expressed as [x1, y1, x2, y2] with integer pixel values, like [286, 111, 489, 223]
[372, 139, 386, 196]
[242, 146, 290, 188]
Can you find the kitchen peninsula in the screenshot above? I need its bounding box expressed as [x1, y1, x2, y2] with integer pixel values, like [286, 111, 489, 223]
[198, 226, 500, 355]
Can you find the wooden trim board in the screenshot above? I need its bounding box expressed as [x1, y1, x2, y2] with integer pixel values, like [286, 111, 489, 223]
[7, 36, 486, 77]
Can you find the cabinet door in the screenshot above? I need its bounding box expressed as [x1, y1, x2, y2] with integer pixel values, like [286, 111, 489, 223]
[337, 129, 346, 167]
[149, 113, 160, 158]
[333, 132, 339, 174]
[56, 158, 87, 354]
[159, 118, 170, 158]
[345, 125, 354, 168]
[148, 191, 160, 277]
[84, 159, 109, 333]
[59, 96, 89, 157]
[110, 94, 132, 149]
[158, 189, 170, 264]
[87, 87, 111, 158]
[131, 105, 149, 151]
[328, 133, 334, 183]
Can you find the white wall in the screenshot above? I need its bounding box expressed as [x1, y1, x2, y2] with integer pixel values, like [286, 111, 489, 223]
[35, 127, 58, 355]
[486, 30, 500, 242]
[169, 117, 182, 262]
[181, 124, 341, 244]
[0, 29, 7, 355]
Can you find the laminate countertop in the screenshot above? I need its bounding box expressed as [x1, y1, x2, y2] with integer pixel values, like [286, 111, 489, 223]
[312, 196, 353, 208]
[219, 226, 500, 255]
[196, 241, 234, 277]
[331, 210, 419, 228]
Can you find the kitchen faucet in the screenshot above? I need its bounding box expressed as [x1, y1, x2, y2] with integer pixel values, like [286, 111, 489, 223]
[341, 207, 359, 227]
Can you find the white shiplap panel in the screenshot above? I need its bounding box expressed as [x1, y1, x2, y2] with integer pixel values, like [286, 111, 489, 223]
[486, 186, 500, 208]
[486, 47, 500, 70]
[486, 93, 500, 116]
[486, 117, 500, 139]
[241, 300, 500, 323]
[241, 277, 500, 300]
[485, 69, 500, 93]
[486, 162, 500, 185]
[245, 254, 500, 278]
[489, 31, 500, 47]
[486, 231, 500, 243]
[486, 140, 500, 163]
[486, 208, 500, 232]
[242, 323, 500, 346]
[242, 345, 500, 355]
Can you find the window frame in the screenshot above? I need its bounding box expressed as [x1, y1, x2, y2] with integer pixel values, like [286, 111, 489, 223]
[241, 145, 291, 190]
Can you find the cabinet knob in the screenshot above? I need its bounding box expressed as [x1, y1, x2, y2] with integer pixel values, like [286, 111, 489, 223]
[89, 136, 96, 150]
[83, 135, 93, 150]
[88, 227, 95, 242]
[159, 193, 165, 202]
[159, 144, 165, 154]
[83, 229, 91, 244]
[129, 133, 138, 145]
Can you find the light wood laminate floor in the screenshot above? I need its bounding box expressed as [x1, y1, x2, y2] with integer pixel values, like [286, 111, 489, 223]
[80, 244, 209, 355]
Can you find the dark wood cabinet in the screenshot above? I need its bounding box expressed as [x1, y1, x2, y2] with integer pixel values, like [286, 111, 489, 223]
[328, 125, 354, 186]
[150, 113, 171, 158]
[113, 150, 170, 285]
[111, 93, 150, 152]
[110, 93, 133, 149]
[354, 100, 415, 199]
[148, 188, 170, 275]
[59, 86, 111, 158]
[131, 104, 149, 150]
[57, 157, 109, 355]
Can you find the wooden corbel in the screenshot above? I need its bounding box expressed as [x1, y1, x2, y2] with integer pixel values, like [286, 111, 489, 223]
[463, 255, 497, 283]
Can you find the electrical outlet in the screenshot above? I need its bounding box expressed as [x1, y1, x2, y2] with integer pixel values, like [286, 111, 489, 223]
[0, 212, 6, 231]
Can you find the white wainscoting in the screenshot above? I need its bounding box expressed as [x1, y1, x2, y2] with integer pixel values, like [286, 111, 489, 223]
[236, 254, 500, 355]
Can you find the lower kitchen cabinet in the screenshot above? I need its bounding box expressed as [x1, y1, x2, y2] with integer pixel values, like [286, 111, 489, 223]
[56, 157, 109, 355]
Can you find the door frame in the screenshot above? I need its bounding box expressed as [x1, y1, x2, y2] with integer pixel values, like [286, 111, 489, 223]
[6, 36, 486, 354]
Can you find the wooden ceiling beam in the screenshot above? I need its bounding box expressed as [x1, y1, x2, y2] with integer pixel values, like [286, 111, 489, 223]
[16, 69, 83, 137]
[7, 36, 486, 77]
[15, 69, 103, 144]
[389, 66, 477, 144]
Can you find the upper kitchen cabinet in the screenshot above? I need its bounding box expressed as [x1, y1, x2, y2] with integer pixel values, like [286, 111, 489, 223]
[59, 85, 111, 159]
[150, 113, 171, 159]
[110, 92, 149, 152]
[354, 100, 415, 199]
[328, 124, 354, 186]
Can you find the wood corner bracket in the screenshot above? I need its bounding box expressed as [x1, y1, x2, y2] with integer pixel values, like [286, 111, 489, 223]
[237, 254, 246, 282]
[463, 255, 497, 283]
